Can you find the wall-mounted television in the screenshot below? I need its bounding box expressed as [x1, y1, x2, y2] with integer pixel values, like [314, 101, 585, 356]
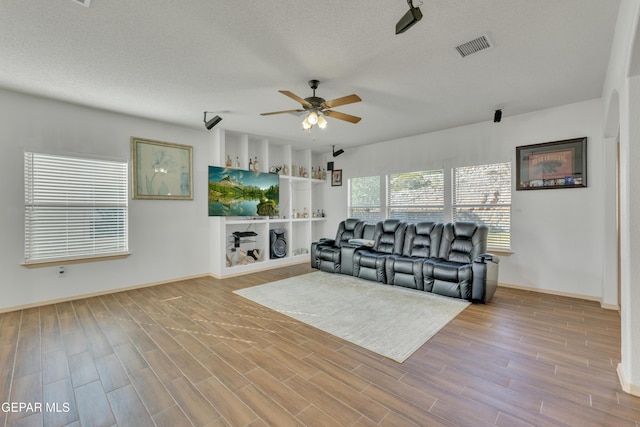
[208, 166, 279, 217]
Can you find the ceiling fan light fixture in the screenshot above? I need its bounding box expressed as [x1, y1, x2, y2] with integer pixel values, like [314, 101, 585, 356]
[263, 80, 361, 131]
[302, 116, 312, 130]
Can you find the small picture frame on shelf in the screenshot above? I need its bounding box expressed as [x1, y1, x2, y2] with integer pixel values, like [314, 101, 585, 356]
[331, 169, 343, 187]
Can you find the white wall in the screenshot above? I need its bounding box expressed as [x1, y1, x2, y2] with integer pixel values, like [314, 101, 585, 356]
[0, 87, 608, 311]
[601, 0, 640, 395]
[0, 89, 211, 310]
[321, 99, 605, 299]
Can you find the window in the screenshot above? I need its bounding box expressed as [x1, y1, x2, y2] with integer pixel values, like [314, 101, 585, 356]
[24, 152, 129, 264]
[348, 176, 381, 222]
[453, 162, 511, 249]
[348, 162, 512, 250]
[387, 169, 444, 222]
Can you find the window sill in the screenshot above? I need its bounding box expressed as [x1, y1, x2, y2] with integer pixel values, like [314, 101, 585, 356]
[488, 248, 513, 256]
[22, 253, 131, 269]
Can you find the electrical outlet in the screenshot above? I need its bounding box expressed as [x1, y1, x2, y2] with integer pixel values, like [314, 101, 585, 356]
[58, 266, 66, 277]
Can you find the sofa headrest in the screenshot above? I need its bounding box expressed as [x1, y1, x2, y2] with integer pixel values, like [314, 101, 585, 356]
[453, 222, 478, 238]
[362, 224, 375, 240]
[415, 221, 437, 235]
[343, 218, 362, 231]
[382, 219, 403, 233]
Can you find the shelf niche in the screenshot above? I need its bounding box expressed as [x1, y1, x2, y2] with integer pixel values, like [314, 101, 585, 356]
[208, 128, 327, 278]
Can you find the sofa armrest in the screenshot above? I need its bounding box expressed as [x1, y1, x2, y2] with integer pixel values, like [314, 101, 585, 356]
[475, 253, 500, 264]
[348, 238, 374, 247]
[471, 254, 500, 303]
[311, 239, 337, 269]
[339, 243, 363, 276]
[310, 241, 319, 268]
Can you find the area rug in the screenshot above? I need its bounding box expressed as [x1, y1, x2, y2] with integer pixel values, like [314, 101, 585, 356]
[233, 271, 470, 363]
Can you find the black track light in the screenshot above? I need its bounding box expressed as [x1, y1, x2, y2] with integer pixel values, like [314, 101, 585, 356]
[396, 0, 423, 35]
[493, 109, 502, 123]
[203, 112, 222, 130]
[332, 145, 344, 158]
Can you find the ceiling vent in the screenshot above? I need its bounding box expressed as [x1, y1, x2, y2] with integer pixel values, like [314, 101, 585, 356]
[455, 35, 492, 58]
[71, 0, 91, 7]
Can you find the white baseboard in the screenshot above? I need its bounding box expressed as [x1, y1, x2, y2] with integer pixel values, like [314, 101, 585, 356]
[601, 302, 621, 311]
[0, 273, 210, 314]
[617, 363, 640, 397]
[3, 271, 620, 314]
[498, 282, 619, 311]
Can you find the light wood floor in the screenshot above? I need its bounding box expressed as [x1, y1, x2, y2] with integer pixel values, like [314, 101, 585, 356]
[1, 264, 639, 426]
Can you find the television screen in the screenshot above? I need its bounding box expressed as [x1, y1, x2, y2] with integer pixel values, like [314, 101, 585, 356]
[208, 166, 280, 217]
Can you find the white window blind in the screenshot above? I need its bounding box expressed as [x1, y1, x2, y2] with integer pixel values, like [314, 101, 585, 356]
[24, 152, 129, 263]
[453, 162, 511, 249]
[348, 176, 381, 222]
[387, 169, 444, 222]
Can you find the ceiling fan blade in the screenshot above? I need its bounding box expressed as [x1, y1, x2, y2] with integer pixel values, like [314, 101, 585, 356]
[260, 109, 304, 116]
[279, 90, 312, 107]
[322, 94, 361, 109]
[324, 110, 361, 124]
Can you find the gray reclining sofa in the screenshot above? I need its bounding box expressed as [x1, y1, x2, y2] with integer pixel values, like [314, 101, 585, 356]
[311, 218, 500, 303]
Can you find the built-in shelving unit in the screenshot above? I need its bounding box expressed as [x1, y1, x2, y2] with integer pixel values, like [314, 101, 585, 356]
[208, 129, 328, 278]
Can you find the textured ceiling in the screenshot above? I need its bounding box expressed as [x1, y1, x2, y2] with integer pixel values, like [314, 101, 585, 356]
[0, 0, 621, 151]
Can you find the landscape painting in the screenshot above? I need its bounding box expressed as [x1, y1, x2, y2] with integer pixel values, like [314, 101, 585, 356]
[208, 166, 280, 216]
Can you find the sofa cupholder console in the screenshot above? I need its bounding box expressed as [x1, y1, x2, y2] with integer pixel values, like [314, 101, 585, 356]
[311, 219, 500, 303]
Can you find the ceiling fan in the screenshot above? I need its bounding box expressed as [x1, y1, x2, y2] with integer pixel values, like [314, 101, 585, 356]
[261, 80, 361, 129]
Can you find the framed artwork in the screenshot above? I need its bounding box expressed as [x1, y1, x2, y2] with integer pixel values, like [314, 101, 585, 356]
[515, 137, 587, 191]
[331, 169, 343, 186]
[207, 165, 280, 216]
[131, 137, 193, 200]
